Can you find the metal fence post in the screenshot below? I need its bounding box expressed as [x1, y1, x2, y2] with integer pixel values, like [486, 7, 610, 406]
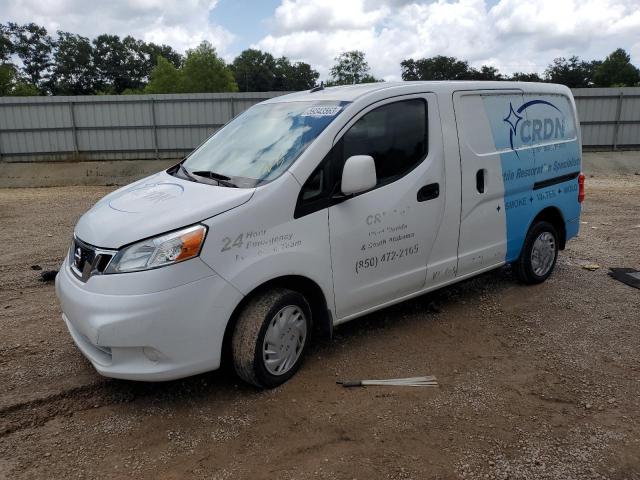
[69, 101, 79, 154]
[612, 91, 624, 150]
[150, 98, 159, 159]
[230, 96, 236, 119]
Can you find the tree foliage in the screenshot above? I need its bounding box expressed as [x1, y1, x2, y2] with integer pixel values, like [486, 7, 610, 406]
[509, 72, 544, 82]
[401, 56, 508, 81]
[232, 48, 276, 92]
[51, 32, 95, 94]
[144, 56, 183, 94]
[0, 63, 39, 95]
[0, 20, 638, 96]
[400, 51, 639, 87]
[402, 56, 472, 80]
[180, 41, 237, 93]
[593, 48, 640, 87]
[273, 57, 319, 91]
[329, 51, 379, 85]
[7, 22, 55, 90]
[144, 42, 237, 94]
[543, 56, 600, 88]
[230, 49, 319, 91]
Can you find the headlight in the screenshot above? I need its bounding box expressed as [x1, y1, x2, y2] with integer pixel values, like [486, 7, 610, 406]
[105, 224, 207, 274]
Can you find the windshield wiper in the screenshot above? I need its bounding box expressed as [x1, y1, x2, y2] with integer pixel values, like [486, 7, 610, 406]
[191, 170, 238, 188]
[179, 164, 198, 182]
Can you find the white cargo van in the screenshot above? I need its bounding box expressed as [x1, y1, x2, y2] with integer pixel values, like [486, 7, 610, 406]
[56, 81, 585, 387]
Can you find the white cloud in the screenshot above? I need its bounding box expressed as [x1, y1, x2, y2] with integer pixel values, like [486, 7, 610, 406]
[255, 0, 640, 80]
[0, 0, 234, 55]
[270, 0, 388, 33]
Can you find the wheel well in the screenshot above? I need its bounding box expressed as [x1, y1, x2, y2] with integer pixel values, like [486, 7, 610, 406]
[531, 207, 567, 250]
[221, 275, 332, 366]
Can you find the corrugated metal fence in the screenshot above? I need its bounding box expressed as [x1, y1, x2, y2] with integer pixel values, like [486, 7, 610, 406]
[573, 87, 640, 150]
[0, 92, 287, 163]
[0, 87, 638, 163]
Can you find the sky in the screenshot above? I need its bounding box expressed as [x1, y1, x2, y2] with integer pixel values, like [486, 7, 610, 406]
[1, 0, 639, 81]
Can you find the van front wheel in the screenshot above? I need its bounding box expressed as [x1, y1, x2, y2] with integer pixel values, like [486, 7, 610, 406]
[513, 221, 559, 284]
[231, 288, 311, 388]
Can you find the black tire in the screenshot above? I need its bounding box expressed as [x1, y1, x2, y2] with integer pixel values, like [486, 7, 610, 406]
[231, 288, 312, 388]
[513, 221, 559, 285]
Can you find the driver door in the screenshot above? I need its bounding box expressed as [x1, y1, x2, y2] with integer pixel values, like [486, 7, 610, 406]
[328, 95, 445, 320]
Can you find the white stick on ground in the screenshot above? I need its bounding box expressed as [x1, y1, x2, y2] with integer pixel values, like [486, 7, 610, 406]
[337, 376, 438, 387]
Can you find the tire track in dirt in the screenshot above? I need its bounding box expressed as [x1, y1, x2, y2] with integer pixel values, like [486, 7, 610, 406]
[0, 381, 128, 436]
[0, 370, 240, 437]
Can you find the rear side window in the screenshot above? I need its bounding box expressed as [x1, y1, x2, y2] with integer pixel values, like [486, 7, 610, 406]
[520, 94, 578, 147]
[342, 99, 428, 185]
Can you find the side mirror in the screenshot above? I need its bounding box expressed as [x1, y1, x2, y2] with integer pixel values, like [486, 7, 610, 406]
[340, 155, 377, 196]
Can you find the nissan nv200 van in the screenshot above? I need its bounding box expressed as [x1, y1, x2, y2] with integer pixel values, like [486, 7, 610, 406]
[56, 81, 584, 388]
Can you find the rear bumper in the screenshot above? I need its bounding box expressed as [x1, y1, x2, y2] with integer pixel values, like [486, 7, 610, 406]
[55, 258, 242, 381]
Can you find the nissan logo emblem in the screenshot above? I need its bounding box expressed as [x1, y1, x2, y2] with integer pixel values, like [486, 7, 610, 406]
[74, 247, 82, 266]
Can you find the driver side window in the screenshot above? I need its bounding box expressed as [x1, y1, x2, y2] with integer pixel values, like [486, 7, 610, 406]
[342, 98, 428, 186]
[295, 98, 428, 218]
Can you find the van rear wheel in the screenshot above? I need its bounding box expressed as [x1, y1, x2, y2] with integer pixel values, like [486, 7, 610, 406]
[513, 221, 559, 284]
[231, 288, 311, 388]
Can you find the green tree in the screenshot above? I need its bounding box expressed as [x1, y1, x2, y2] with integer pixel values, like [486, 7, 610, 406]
[593, 48, 640, 87]
[92, 36, 183, 93]
[401, 56, 472, 80]
[469, 65, 503, 80]
[180, 41, 237, 93]
[7, 22, 55, 91]
[329, 50, 378, 85]
[509, 72, 544, 82]
[0, 63, 39, 96]
[121, 36, 149, 91]
[92, 34, 129, 93]
[543, 56, 599, 88]
[50, 31, 96, 94]
[231, 48, 277, 91]
[0, 63, 15, 95]
[144, 56, 183, 93]
[0, 23, 13, 63]
[273, 57, 319, 91]
[142, 42, 182, 71]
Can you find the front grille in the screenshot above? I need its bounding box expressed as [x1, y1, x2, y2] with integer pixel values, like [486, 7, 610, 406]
[70, 237, 117, 282]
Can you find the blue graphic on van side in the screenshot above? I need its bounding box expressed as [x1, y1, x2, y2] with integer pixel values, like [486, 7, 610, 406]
[484, 95, 581, 262]
[504, 100, 565, 154]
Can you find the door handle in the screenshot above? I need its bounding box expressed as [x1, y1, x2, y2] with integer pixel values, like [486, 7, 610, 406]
[417, 183, 439, 202]
[476, 169, 486, 193]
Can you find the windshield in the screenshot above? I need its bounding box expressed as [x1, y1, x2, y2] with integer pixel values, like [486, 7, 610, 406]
[181, 101, 348, 187]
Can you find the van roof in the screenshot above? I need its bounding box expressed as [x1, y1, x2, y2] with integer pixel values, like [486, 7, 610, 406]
[263, 81, 570, 104]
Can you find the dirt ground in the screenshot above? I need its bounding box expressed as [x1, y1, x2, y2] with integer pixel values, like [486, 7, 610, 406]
[0, 174, 639, 480]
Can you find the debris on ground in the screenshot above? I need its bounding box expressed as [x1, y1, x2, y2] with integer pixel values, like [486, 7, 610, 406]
[30, 265, 42, 271]
[39, 270, 58, 282]
[337, 376, 438, 387]
[608, 268, 640, 289]
[581, 263, 601, 271]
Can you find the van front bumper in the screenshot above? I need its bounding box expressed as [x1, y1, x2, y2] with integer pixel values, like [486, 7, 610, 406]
[55, 258, 242, 381]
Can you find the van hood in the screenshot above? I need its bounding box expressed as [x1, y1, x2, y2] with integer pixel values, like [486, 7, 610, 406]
[75, 171, 255, 248]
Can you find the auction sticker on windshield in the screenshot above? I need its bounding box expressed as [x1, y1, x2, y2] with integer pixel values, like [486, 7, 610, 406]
[301, 105, 343, 117]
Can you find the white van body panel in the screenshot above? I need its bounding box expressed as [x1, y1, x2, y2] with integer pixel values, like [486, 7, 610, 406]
[75, 170, 254, 248]
[199, 172, 336, 312]
[454, 90, 517, 276]
[328, 93, 445, 319]
[55, 256, 242, 380]
[56, 81, 582, 381]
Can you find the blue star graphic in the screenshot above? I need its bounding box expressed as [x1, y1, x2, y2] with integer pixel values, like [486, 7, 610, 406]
[503, 102, 523, 134]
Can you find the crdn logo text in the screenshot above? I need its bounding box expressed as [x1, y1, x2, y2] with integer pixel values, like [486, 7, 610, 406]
[519, 117, 565, 142]
[503, 99, 566, 151]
